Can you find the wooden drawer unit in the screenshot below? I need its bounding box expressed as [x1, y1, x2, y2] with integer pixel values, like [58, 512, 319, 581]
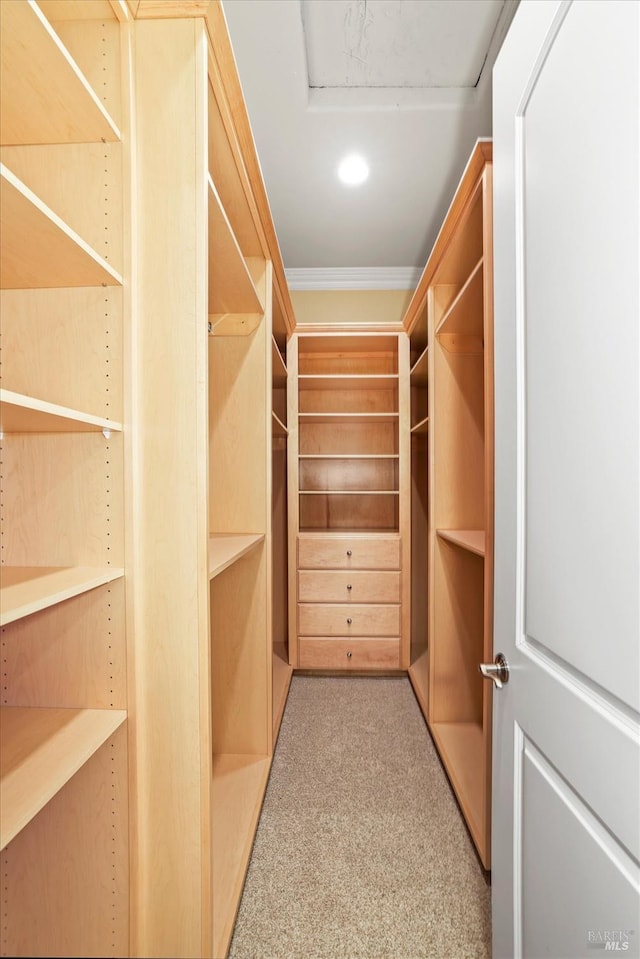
[298, 570, 400, 604]
[298, 535, 400, 571]
[298, 603, 400, 637]
[299, 638, 400, 670]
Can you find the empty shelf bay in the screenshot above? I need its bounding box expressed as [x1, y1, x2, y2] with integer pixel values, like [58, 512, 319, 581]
[0, 566, 125, 627]
[436, 529, 485, 557]
[208, 534, 265, 579]
[0, 164, 123, 290]
[1, 706, 127, 849]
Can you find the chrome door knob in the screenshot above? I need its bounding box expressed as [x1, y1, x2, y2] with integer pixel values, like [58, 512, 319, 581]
[479, 653, 509, 689]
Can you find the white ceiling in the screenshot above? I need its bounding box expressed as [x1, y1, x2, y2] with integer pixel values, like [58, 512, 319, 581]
[221, 0, 519, 281]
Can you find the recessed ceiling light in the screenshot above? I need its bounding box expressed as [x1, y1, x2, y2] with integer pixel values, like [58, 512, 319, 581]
[337, 154, 369, 186]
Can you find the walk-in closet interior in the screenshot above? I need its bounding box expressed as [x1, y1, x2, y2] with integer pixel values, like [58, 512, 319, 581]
[1, 2, 496, 956]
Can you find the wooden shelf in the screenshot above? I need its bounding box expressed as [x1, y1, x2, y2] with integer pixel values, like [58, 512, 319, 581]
[0, 706, 127, 850]
[0, 0, 120, 147]
[0, 390, 122, 434]
[298, 375, 398, 391]
[435, 257, 484, 353]
[429, 721, 485, 849]
[208, 534, 264, 580]
[212, 753, 271, 959]
[299, 490, 399, 496]
[410, 347, 429, 384]
[410, 416, 429, 435]
[0, 164, 123, 290]
[299, 412, 399, 425]
[272, 643, 292, 740]
[272, 411, 288, 437]
[0, 566, 125, 627]
[299, 454, 399, 460]
[437, 529, 485, 557]
[207, 176, 263, 334]
[272, 336, 287, 387]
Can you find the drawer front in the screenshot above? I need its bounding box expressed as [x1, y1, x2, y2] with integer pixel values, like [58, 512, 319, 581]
[298, 603, 400, 637]
[299, 638, 400, 670]
[298, 570, 400, 604]
[298, 535, 400, 570]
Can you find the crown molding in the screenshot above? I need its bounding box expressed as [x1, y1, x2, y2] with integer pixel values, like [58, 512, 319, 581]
[285, 267, 422, 291]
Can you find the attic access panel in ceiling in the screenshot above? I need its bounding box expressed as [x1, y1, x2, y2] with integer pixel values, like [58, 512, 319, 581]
[301, 0, 507, 89]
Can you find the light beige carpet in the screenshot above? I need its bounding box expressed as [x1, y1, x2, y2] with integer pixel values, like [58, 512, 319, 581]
[228, 676, 491, 959]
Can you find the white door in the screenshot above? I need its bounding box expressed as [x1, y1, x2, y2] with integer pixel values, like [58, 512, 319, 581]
[491, 2, 640, 957]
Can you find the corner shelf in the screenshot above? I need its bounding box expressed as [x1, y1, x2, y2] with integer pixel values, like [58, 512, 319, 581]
[0, 390, 122, 434]
[272, 336, 287, 387]
[0, 706, 127, 850]
[410, 416, 429, 435]
[208, 534, 265, 580]
[208, 175, 263, 334]
[0, 164, 123, 290]
[436, 528, 485, 557]
[435, 257, 484, 354]
[0, 566, 125, 627]
[272, 411, 288, 437]
[0, 0, 120, 146]
[410, 347, 429, 384]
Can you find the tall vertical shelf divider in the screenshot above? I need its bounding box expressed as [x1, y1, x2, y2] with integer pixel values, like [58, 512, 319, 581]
[0, 1, 132, 955]
[131, 3, 295, 958]
[403, 140, 494, 869]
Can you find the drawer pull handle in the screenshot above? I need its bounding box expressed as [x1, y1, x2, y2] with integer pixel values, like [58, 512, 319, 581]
[346, 550, 352, 557]
[346, 651, 352, 659]
[347, 584, 352, 591]
[347, 617, 352, 625]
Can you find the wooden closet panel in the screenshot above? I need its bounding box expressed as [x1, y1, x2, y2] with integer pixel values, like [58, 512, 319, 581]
[299, 422, 399, 456]
[209, 325, 268, 535]
[1, 433, 124, 567]
[431, 539, 484, 723]
[131, 17, 211, 957]
[0, 287, 123, 423]
[0, 580, 126, 709]
[299, 458, 398, 492]
[0, 725, 129, 958]
[210, 545, 268, 757]
[299, 493, 399, 532]
[298, 388, 398, 414]
[432, 349, 485, 530]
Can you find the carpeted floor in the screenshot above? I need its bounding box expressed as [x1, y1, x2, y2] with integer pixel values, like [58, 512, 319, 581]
[228, 676, 491, 959]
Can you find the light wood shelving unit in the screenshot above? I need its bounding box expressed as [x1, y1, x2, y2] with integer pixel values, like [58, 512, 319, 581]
[403, 140, 494, 870]
[288, 332, 410, 671]
[130, 4, 295, 957]
[1, 1, 131, 954]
